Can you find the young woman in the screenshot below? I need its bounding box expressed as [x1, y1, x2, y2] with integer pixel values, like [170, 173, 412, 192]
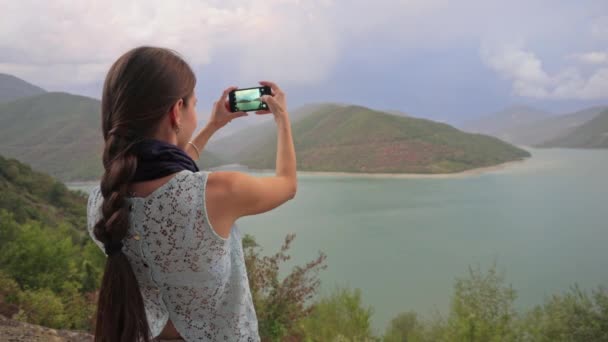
[86, 46, 297, 342]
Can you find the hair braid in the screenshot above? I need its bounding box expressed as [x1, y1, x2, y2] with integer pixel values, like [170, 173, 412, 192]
[92, 134, 151, 342]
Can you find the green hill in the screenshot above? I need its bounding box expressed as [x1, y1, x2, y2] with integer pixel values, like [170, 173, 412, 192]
[231, 104, 530, 173]
[538, 109, 608, 148]
[0, 154, 87, 234]
[0, 92, 104, 181]
[206, 102, 338, 161]
[0, 73, 46, 102]
[0, 91, 227, 181]
[0, 154, 106, 330]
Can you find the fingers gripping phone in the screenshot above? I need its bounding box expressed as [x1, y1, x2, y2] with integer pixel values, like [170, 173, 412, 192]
[229, 85, 271, 112]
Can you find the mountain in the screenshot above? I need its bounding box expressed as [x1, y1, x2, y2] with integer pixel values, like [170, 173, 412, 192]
[382, 109, 410, 117]
[498, 106, 608, 146]
[462, 105, 552, 137]
[0, 92, 227, 181]
[198, 102, 332, 143]
[537, 109, 608, 148]
[462, 105, 608, 147]
[0, 73, 46, 102]
[207, 102, 342, 161]
[223, 104, 530, 174]
[0, 92, 104, 181]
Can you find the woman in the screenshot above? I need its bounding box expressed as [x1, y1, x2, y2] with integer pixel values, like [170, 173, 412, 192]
[86, 46, 297, 342]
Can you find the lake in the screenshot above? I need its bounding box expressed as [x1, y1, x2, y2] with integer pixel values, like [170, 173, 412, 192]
[68, 148, 608, 336]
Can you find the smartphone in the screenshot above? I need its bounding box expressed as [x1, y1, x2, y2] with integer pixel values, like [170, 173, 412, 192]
[228, 85, 271, 112]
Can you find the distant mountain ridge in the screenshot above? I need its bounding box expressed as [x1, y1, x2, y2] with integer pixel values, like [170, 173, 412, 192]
[1, 73, 530, 176]
[0, 73, 46, 102]
[508, 106, 607, 146]
[538, 109, 608, 148]
[0, 74, 227, 181]
[463, 105, 552, 136]
[0, 92, 105, 181]
[381, 109, 410, 117]
[462, 105, 608, 148]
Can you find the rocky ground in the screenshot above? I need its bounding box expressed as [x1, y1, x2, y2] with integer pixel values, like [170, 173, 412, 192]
[0, 315, 93, 342]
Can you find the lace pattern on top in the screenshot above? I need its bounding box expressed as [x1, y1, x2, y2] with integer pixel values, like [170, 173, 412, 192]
[86, 170, 259, 341]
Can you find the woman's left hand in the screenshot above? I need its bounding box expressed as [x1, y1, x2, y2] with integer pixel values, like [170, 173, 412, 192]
[206, 86, 248, 131]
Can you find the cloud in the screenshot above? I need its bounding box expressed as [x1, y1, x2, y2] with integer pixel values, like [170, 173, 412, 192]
[571, 52, 608, 65]
[0, 0, 606, 100]
[0, 0, 337, 89]
[480, 43, 551, 98]
[481, 43, 608, 100]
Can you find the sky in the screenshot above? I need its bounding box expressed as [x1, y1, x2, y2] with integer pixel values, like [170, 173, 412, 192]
[1, 0, 607, 124]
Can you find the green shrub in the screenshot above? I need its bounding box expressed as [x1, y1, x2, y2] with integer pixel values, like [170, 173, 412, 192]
[301, 285, 376, 342]
[521, 284, 608, 341]
[0, 219, 80, 293]
[14, 287, 67, 328]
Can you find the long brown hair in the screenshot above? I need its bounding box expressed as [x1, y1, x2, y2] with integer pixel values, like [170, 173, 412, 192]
[92, 46, 196, 342]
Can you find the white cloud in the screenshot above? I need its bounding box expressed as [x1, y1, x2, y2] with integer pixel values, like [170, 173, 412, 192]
[572, 51, 608, 64]
[480, 43, 551, 98]
[481, 43, 608, 100]
[0, 0, 337, 89]
[0, 0, 606, 97]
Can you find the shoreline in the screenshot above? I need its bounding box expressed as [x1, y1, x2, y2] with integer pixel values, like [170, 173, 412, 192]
[247, 158, 528, 179]
[65, 159, 528, 185]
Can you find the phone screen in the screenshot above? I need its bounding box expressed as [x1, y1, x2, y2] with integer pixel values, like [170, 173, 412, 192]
[230, 86, 270, 112]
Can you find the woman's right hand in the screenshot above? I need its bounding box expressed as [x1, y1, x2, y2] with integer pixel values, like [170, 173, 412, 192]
[207, 86, 248, 132]
[255, 81, 289, 122]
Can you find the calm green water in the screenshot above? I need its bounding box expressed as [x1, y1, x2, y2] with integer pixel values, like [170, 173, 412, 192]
[69, 148, 608, 335]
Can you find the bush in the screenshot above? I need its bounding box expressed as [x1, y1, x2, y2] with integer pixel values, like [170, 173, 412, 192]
[521, 284, 608, 341]
[14, 287, 67, 328]
[0, 270, 21, 318]
[301, 285, 376, 342]
[383, 311, 425, 342]
[0, 219, 80, 293]
[58, 281, 96, 330]
[0, 207, 101, 331]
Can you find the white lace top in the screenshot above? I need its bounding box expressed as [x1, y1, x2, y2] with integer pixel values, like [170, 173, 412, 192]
[86, 170, 260, 341]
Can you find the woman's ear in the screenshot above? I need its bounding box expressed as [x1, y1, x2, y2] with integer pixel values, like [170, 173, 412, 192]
[169, 99, 183, 126]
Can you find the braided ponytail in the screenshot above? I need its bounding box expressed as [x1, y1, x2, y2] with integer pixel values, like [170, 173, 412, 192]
[92, 46, 196, 342]
[93, 132, 150, 342]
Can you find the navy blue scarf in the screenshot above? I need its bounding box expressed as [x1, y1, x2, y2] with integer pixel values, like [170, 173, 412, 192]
[131, 138, 199, 182]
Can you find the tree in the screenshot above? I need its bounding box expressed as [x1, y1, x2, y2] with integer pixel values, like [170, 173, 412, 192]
[243, 233, 328, 341]
[445, 262, 519, 342]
